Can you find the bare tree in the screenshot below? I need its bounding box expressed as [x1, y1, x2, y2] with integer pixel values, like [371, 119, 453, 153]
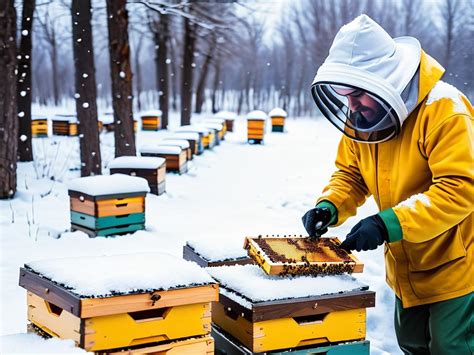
[17, 0, 36, 162]
[181, 12, 196, 125]
[0, 0, 18, 198]
[107, 0, 136, 157]
[71, 0, 101, 176]
[195, 32, 216, 113]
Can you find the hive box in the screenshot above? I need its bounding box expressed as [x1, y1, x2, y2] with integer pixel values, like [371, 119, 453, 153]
[108, 156, 166, 196]
[31, 115, 48, 138]
[244, 236, 364, 276]
[159, 139, 193, 160]
[212, 325, 370, 354]
[247, 110, 267, 144]
[214, 111, 236, 132]
[140, 110, 162, 131]
[19, 253, 219, 352]
[52, 114, 78, 136]
[208, 265, 375, 353]
[68, 174, 149, 237]
[166, 132, 201, 156]
[204, 118, 227, 140]
[269, 108, 288, 133]
[140, 145, 188, 174]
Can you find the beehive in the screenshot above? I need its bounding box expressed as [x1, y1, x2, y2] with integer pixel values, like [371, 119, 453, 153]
[31, 115, 48, 138]
[100, 111, 115, 132]
[175, 125, 212, 151]
[68, 174, 149, 237]
[214, 111, 236, 132]
[207, 265, 375, 353]
[108, 156, 166, 196]
[269, 108, 287, 133]
[159, 139, 193, 160]
[244, 236, 364, 276]
[19, 253, 219, 352]
[204, 118, 227, 140]
[52, 114, 78, 136]
[212, 325, 370, 355]
[200, 122, 224, 145]
[247, 110, 267, 144]
[183, 240, 253, 267]
[140, 145, 188, 174]
[140, 110, 162, 131]
[165, 132, 201, 156]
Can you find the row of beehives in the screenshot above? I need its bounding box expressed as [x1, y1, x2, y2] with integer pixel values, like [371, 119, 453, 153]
[246, 108, 288, 144]
[19, 245, 372, 355]
[67, 115, 231, 238]
[28, 109, 237, 137]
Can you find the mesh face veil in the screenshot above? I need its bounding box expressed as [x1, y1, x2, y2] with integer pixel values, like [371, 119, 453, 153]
[311, 82, 401, 143]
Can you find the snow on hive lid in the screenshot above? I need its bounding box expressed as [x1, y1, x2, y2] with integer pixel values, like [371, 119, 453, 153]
[140, 144, 183, 155]
[200, 122, 223, 130]
[140, 110, 162, 117]
[187, 237, 248, 262]
[214, 111, 236, 120]
[68, 174, 150, 196]
[246, 110, 267, 120]
[175, 125, 210, 135]
[25, 252, 215, 298]
[31, 114, 48, 120]
[207, 264, 366, 303]
[107, 156, 166, 169]
[100, 111, 114, 124]
[53, 113, 77, 123]
[159, 139, 190, 149]
[166, 132, 200, 141]
[268, 107, 288, 118]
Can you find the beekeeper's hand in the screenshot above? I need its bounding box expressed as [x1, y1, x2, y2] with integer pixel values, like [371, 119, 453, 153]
[340, 215, 388, 251]
[302, 202, 336, 239]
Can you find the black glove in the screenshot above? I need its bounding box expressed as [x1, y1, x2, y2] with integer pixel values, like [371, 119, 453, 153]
[340, 214, 388, 252]
[302, 207, 333, 239]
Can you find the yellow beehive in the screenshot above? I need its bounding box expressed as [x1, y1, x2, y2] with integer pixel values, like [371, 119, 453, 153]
[208, 264, 375, 353]
[269, 108, 288, 132]
[52, 114, 78, 136]
[247, 110, 267, 143]
[31, 116, 48, 137]
[140, 110, 162, 131]
[19, 253, 219, 352]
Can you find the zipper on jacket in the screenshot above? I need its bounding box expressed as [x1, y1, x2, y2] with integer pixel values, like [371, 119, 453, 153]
[374, 145, 381, 208]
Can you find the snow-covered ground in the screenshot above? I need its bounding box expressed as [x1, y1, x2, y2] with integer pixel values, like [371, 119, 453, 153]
[0, 110, 401, 354]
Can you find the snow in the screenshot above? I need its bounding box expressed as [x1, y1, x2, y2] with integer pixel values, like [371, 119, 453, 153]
[68, 174, 150, 196]
[140, 144, 182, 155]
[214, 111, 236, 120]
[31, 115, 47, 121]
[140, 109, 162, 117]
[165, 132, 200, 141]
[82, 102, 89, 109]
[159, 139, 190, 149]
[395, 193, 430, 209]
[100, 112, 114, 124]
[20, 135, 28, 142]
[107, 156, 165, 170]
[25, 252, 215, 297]
[0, 112, 401, 354]
[175, 125, 210, 134]
[1, 334, 89, 353]
[207, 264, 366, 303]
[187, 237, 248, 261]
[426, 81, 467, 113]
[199, 122, 223, 131]
[247, 110, 268, 120]
[269, 107, 288, 117]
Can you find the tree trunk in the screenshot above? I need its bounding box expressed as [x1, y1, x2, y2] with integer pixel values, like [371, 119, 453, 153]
[211, 54, 221, 114]
[169, 38, 179, 112]
[106, 0, 135, 157]
[195, 36, 216, 114]
[0, 0, 18, 198]
[71, 0, 102, 176]
[51, 32, 59, 106]
[17, 0, 35, 162]
[180, 16, 196, 126]
[134, 35, 143, 112]
[155, 14, 169, 129]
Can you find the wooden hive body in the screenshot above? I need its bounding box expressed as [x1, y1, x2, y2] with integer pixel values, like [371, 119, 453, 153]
[141, 115, 161, 131]
[141, 151, 187, 174]
[69, 190, 146, 237]
[20, 268, 219, 352]
[110, 164, 166, 196]
[271, 116, 285, 132]
[31, 118, 48, 137]
[247, 119, 265, 143]
[212, 286, 374, 353]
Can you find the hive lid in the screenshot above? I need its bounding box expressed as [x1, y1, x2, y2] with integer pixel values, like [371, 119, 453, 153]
[159, 139, 190, 149]
[107, 156, 166, 169]
[244, 236, 364, 276]
[214, 111, 236, 120]
[246, 110, 267, 120]
[140, 144, 183, 155]
[22, 252, 216, 298]
[186, 237, 249, 263]
[68, 174, 150, 196]
[166, 132, 200, 141]
[140, 109, 162, 117]
[268, 107, 288, 117]
[53, 114, 77, 123]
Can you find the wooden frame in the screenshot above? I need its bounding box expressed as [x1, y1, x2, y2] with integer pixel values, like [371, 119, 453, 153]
[183, 244, 253, 267]
[244, 236, 364, 276]
[110, 164, 166, 196]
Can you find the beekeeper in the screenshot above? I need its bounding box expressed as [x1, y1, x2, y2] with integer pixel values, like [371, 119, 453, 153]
[302, 14, 473, 354]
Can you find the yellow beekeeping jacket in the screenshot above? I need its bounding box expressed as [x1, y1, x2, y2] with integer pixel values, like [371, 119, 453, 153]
[318, 51, 474, 308]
